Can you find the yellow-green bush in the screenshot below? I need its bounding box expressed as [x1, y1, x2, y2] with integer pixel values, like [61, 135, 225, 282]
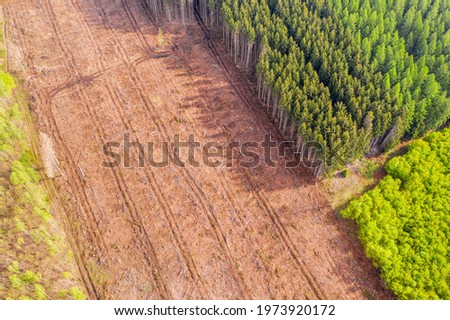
[343, 128, 450, 299]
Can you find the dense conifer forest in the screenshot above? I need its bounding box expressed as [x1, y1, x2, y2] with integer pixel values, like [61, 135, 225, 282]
[147, 0, 449, 173]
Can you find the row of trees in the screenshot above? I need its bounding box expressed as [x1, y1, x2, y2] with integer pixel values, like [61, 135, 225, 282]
[144, 0, 217, 26]
[145, 0, 195, 23]
[222, 0, 372, 173]
[343, 127, 450, 299]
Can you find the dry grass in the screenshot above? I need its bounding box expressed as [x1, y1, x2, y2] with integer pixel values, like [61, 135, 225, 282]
[322, 140, 413, 211]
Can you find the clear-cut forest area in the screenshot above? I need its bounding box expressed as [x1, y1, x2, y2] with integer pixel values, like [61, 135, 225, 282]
[1, 0, 448, 300]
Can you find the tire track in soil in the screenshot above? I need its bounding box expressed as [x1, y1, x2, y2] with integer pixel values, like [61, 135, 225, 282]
[6, 4, 103, 299]
[77, 0, 218, 299]
[44, 0, 172, 299]
[119, 0, 250, 298]
[122, 0, 258, 298]
[122, 0, 258, 299]
[124, 0, 287, 299]
[137, 2, 281, 298]
[70, 0, 211, 299]
[41, 0, 171, 299]
[33, 1, 107, 249]
[95, 0, 249, 298]
[137, 4, 277, 297]
[192, 8, 326, 299]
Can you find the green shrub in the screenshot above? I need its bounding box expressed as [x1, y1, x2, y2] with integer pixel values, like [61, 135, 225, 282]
[7, 261, 20, 273]
[34, 284, 46, 300]
[33, 206, 53, 223]
[70, 287, 86, 300]
[14, 217, 26, 232]
[343, 128, 450, 299]
[20, 270, 41, 284]
[10, 160, 40, 186]
[16, 237, 24, 247]
[0, 71, 16, 97]
[9, 274, 24, 289]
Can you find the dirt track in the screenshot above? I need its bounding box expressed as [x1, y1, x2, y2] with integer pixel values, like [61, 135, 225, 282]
[5, 0, 393, 299]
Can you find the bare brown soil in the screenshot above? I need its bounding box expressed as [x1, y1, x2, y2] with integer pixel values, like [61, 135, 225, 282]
[5, 0, 393, 299]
